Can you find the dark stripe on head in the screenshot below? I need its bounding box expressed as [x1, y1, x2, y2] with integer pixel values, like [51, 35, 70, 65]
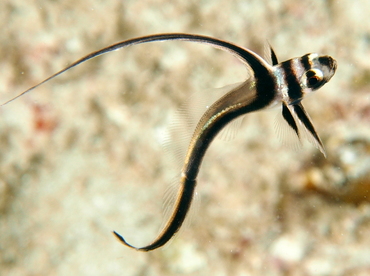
[318, 56, 337, 71]
[300, 54, 312, 71]
[281, 59, 303, 102]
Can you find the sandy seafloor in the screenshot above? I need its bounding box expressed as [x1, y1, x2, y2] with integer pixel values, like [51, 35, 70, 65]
[1, 1, 370, 275]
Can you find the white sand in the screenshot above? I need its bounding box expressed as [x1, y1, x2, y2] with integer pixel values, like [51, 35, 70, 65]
[1, 1, 370, 275]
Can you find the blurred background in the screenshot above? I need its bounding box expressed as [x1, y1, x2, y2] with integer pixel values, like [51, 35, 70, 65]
[1, 0, 370, 275]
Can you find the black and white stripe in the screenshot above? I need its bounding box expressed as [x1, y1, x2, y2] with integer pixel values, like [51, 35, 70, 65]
[274, 53, 336, 156]
[282, 58, 305, 102]
[114, 37, 336, 251]
[3, 33, 337, 251]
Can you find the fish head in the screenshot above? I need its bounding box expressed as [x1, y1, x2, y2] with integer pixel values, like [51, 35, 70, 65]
[300, 53, 337, 92]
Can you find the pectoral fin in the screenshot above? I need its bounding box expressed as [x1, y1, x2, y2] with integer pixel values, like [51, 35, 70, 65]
[293, 102, 326, 157]
[282, 102, 299, 139]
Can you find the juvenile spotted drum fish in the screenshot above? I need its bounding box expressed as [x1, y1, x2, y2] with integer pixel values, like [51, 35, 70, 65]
[2, 33, 337, 251]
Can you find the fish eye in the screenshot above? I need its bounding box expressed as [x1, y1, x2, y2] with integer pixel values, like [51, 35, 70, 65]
[305, 69, 324, 89]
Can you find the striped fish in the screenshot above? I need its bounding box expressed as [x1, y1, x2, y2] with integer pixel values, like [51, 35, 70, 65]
[113, 34, 336, 251]
[2, 34, 337, 251]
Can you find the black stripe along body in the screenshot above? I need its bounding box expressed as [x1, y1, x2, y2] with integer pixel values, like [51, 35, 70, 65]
[2, 33, 337, 251]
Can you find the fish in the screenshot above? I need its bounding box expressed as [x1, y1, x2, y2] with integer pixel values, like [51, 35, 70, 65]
[1, 33, 337, 251]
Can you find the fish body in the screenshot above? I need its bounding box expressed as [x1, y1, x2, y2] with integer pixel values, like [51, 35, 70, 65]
[111, 35, 337, 251]
[2, 33, 337, 251]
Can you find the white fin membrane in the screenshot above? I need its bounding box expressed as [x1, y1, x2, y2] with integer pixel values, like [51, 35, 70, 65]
[159, 82, 248, 246]
[162, 82, 247, 166]
[263, 41, 274, 65]
[159, 175, 200, 248]
[293, 104, 326, 157]
[274, 105, 302, 152]
[274, 103, 326, 156]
